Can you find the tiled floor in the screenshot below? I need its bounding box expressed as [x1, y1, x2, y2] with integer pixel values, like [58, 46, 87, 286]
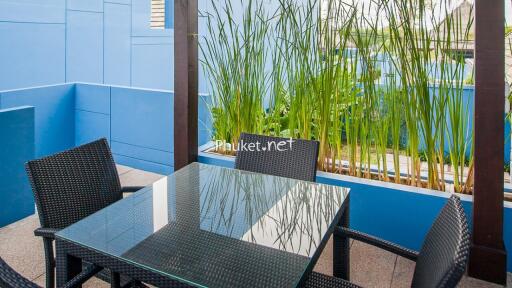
[0, 165, 510, 288]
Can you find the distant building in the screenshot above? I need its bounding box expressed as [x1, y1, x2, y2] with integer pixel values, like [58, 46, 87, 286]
[431, 0, 474, 58]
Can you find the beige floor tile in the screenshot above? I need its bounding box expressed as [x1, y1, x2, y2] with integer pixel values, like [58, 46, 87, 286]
[458, 275, 507, 288]
[314, 237, 355, 276]
[349, 240, 397, 288]
[119, 169, 164, 187]
[314, 236, 334, 276]
[390, 256, 415, 288]
[32, 273, 47, 286]
[33, 273, 109, 288]
[116, 164, 134, 176]
[0, 215, 45, 281]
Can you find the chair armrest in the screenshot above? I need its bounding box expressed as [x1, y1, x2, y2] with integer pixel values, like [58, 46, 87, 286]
[34, 227, 60, 239]
[120, 186, 145, 193]
[61, 264, 103, 288]
[335, 227, 419, 261]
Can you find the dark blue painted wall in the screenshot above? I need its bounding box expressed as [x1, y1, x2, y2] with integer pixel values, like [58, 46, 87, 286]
[0, 84, 75, 158]
[0, 106, 35, 227]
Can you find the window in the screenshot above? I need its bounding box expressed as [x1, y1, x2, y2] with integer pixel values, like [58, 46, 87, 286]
[151, 0, 173, 29]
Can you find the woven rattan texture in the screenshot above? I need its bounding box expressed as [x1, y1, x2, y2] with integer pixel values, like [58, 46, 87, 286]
[25, 138, 123, 287]
[0, 257, 39, 288]
[411, 195, 470, 288]
[235, 133, 320, 182]
[304, 195, 469, 288]
[26, 138, 122, 230]
[56, 240, 196, 288]
[304, 272, 361, 288]
[121, 223, 308, 288]
[55, 163, 348, 288]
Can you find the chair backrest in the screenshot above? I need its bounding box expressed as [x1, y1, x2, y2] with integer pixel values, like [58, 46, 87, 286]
[411, 195, 470, 288]
[0, 257, 39, 288]
[234, 133, 320, 182]
[26, 138, 122, 230]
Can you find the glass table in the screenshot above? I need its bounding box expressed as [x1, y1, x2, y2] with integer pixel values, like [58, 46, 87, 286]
[55, 163, 350, 288]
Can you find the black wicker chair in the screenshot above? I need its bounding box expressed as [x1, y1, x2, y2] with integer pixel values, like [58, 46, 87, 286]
[0, 256, 101, 288]
[305, 195, 470, 288]
[235, 133, 320, 182]
[25, 138, 145, 288]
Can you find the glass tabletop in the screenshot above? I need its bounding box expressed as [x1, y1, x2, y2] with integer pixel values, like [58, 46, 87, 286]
[57, 162, 349, 288]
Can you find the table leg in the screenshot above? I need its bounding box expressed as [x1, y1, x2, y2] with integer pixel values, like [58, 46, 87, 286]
[56, 240, 83, 288]
[111, 271, 121, 288]
[333, 196, 350, 280]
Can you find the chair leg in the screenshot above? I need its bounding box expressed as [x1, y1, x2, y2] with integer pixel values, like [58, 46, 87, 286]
[111, 271, 121, 288]
[43, 238, 56, 288]
[333, 197, 350, 280]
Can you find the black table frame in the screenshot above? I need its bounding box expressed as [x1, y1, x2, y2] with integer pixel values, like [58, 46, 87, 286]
[55, 194, 350, 288]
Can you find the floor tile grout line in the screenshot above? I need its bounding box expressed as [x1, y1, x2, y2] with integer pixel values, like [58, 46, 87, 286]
[118, 169, 134, 176]
[30, 272, 45, 281]
[389, 255, 399, 288]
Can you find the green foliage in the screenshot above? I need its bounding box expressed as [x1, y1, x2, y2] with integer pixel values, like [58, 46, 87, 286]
[200, 0, 269, 149]
[201, 0, 476, 192]
[506, 26, 512, 36]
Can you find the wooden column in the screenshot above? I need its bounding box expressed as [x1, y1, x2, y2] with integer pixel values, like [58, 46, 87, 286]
[469, 0, 507, 284]
[174, 0, 198, 170]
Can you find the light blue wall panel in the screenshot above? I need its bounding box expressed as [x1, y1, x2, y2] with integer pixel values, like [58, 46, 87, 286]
[131, 42, 173, 90]
[198, 14, 209, 94]
[106, 0, 131, 4]
[75, 110, 110, 146]
[67, 0, 103, 12]
[111, 141, 172, 166]
[0, 0, 65, 23]
[75, 83, 110, 114]
[131, 36, 172, 45]
[199, 129, 210, 146]
[114, 154, 173, 175]
[198, 95, 211, 145]
[66, 11, 104, 83]
[104, 3, 131, 86]
[0, 22, 65, 91]
[164, 0, 173, 29]
[111, 87, 173, 152]
[0, 84, 75, 157]
[0, 106, 35, 227]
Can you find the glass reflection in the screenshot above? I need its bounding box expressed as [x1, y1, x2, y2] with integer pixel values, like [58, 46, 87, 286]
[58, 163, 348, 288]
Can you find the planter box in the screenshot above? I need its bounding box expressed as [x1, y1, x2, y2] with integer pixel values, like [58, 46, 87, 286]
[198, 143, 512, 272]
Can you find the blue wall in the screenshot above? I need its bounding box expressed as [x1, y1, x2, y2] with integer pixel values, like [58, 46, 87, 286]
[0, 83, 211, 178]
[198, 152, 512, 272]
[0, 106, 35, 227]
[0, 0, 66, 91]
[427, 85, 511, 164]
[74, 83, 209, 174]
[0, 84, 75, 158]
[0, 0, 178, 91]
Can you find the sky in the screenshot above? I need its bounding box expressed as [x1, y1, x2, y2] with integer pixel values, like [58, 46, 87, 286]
[507, 0, 512, 24]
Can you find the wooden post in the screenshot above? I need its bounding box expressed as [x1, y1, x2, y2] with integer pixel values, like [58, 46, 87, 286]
[174, 0, 198, 170]
[469, 0, 507, 284]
